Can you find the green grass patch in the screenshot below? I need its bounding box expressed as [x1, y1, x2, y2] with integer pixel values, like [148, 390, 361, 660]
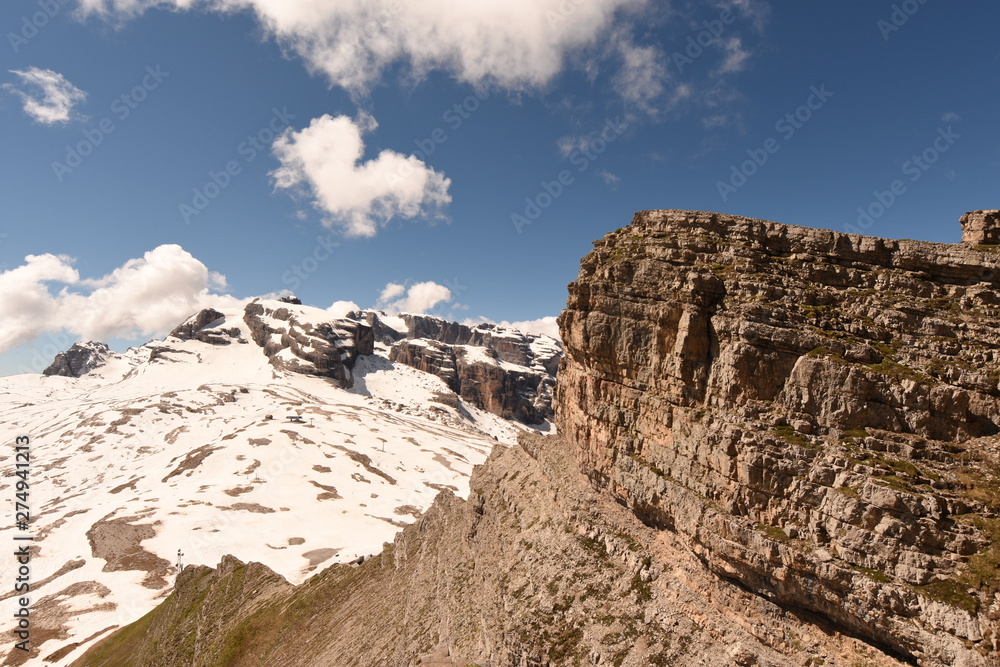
[849, 565, 891, 584]
[913, 578, 979, 614]
[772, 425, 813, 448]
[756, 523, 791, 542]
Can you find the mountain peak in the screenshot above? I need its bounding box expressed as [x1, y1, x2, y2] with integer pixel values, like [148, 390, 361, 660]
[42, 340, 114, 377]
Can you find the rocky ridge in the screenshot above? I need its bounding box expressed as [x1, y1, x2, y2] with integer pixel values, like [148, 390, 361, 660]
[42, 341, 114, 377]
[74, 210, 1000, 666]
[168, 300, 559, 422]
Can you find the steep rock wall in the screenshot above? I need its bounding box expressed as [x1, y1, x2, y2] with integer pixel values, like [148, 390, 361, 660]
[557, 209, 1000, 665]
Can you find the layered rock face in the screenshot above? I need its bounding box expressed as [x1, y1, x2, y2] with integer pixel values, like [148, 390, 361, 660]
[558, 209, 1000, 665]
[371, 312, 560, 424]
[243, 300, 374, 388]
[42, 341, 113, 377]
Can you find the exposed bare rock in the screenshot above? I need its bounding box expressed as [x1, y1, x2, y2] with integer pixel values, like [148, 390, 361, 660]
[961, 210, 1000, 246]
[43, 342, 113, 377]
[382, 314, 561, 424]
[169, 308, 241, 345]
[243, 300, 374, 388]
[557, 209, 1000, 665]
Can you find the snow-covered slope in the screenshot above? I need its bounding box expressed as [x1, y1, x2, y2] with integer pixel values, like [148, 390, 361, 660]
[0, 303, 551, 666]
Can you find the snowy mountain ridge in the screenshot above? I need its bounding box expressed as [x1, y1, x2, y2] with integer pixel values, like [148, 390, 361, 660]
[1, 298, 560, 666]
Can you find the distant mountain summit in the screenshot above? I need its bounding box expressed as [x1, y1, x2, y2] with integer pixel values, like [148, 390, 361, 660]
[42, 340, 114, 377]
[163, 298, 560, 424]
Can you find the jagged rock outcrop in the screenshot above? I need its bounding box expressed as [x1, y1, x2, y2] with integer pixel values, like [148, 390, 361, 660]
[74, 209, 1000, 667]
[42, 341, 113, 377]
[169, 308, 242, 345]
[243, 300, 374, 388]
[370, 312, 561, 424]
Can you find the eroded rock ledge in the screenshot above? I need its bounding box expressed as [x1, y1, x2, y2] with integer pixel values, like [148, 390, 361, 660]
[557, 209, 1000, 665]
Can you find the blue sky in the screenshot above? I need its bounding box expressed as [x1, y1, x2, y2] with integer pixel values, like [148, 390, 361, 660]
[1, 0, 998, 375]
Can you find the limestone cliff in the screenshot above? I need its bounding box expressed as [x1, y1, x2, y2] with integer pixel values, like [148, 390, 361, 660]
[557, 209, 1000, 665]
[74, 210, 1000, 667]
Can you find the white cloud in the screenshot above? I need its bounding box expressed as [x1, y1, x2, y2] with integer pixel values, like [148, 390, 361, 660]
[941, 111, 961, 123]
[3, 67, 87, 124]
[599, 170, 621, 187]
[271, 113, 452, 237]
[378, 283, 406, 304]
[557, 135, 592, 158]
[0, 244, 241, 354]
[717, 0, 771, 33]
[716, 37, 750, 74]
[611, 33, 667, 113]
[76, 0, 645, 95]
[375, 281, 452, 314]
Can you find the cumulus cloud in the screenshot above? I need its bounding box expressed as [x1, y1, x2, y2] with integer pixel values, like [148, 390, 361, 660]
[0, 244, 241, 354]
[3, 67, 87, 124]
[76, 0, 644, 95]
[271, 113, 452, 237]
[378, 283, 406, 304]
[375, 281, 452, 315]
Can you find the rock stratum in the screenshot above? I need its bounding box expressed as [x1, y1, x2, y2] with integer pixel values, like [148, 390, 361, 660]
[75, 210, 1000, 667]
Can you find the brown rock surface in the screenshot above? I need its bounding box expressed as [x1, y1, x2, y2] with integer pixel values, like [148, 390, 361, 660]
[42, 341, 113, 377]
[557, 209, 1000, 665]
[961, 210, 1000, 246]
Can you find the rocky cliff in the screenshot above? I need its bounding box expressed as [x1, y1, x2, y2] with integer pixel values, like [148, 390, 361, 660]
[369, 312, 560, 424]
[242, 300, 375, 388]
[42, 341, 113, 377]
[73, 210, 1000, 667]
[556, 209, 1000, 665]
